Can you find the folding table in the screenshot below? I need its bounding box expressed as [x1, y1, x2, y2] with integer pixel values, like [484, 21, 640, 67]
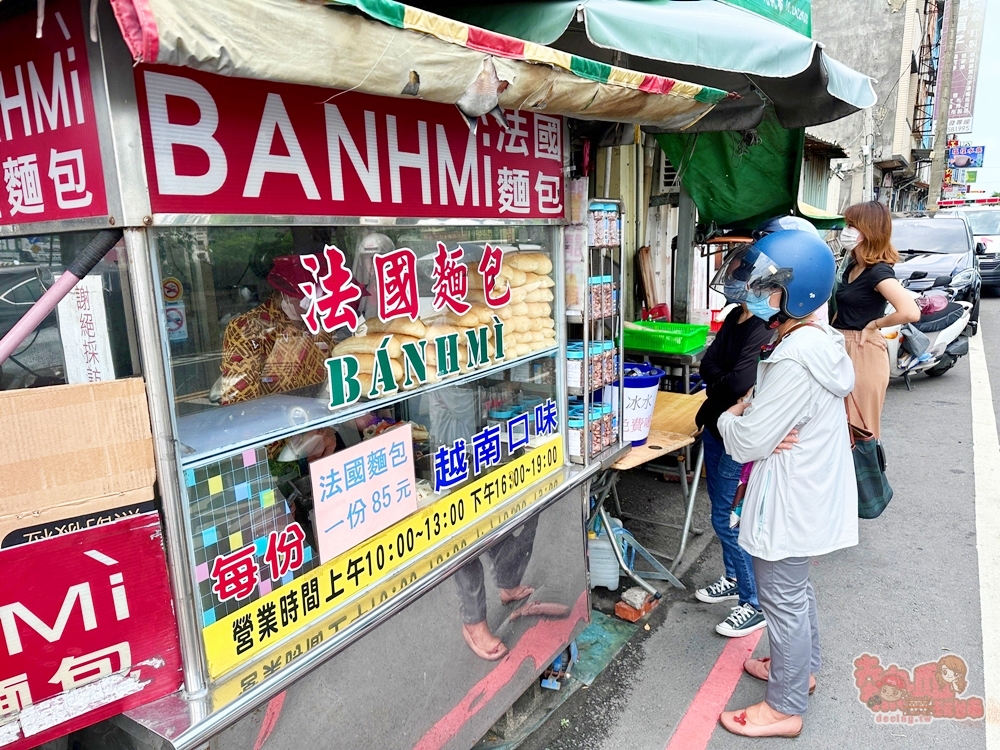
[587, 391, 707, 597]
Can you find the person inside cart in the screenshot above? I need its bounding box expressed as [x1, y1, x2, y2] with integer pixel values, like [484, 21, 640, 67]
[218, 254, 336, 406]
[693, 264, 774, 638]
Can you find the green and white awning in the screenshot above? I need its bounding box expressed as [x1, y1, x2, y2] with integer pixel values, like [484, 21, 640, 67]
[411, 0, 878, 132]
[109, 0, 730, 131]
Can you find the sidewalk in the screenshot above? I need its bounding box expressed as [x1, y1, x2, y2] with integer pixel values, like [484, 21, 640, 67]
[519, 348, 988, 750]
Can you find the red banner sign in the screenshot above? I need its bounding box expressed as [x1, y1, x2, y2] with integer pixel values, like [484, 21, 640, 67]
[134, 65, 564, 220]
[0, 0, 108, 227]
[0, 514, 182, 748]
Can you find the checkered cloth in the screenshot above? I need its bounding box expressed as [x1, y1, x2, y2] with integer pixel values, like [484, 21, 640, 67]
[852, 424, 893, 519]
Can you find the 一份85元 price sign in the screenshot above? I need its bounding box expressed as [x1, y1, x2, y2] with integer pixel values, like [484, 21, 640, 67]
[202, 437, 562, 678]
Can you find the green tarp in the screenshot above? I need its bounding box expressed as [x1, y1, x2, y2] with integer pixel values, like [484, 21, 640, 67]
[656, 110, 804, 229]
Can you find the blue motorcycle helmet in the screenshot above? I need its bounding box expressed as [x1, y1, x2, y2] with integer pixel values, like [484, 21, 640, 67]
[710, 230, 835, 320]
[754, 215, 820, 239]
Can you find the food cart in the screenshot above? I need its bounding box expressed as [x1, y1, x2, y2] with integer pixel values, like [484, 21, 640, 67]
[0, 0, 736, 746]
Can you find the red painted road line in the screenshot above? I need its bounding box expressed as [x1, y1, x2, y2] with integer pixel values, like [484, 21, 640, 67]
[253, 690, 287, 750]
[664, 630, 764, 750]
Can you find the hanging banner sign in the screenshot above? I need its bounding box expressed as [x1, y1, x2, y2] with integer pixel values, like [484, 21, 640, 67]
[133, 65, 564, 220]
[0, 514, 183, 749]
[0, 0, 109, 227]
[948, 146, 985, 169]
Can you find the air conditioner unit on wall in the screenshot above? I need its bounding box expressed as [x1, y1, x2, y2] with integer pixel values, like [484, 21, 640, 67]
[658, 155, 680, 195]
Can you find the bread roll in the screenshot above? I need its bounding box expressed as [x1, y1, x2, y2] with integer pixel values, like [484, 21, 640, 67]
[460, 326, 492, 340]
[466, 263, 527, 287]
[333, 335, 402, 359]
[467, 286, 527, 304]
[512, 343, 532, 357]
[363, 317, 426, 338]
[510, 302, 530, 317]
[424, 323, 462, 340]
[525, 302, 552, 318]
[541, 327, 556, 339]
[356, 357, 404, 383]
[529, 316, 555, 331]
[528, 340, 549, 352]
[510, 317, 532, 333]
[507, 252, 552, 275]
[525, 288, 554, 303]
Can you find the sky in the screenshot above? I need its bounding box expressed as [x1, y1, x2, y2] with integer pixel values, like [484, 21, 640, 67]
[968, 0, 1000, 194]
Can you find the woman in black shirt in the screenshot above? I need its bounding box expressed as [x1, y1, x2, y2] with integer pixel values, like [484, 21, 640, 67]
[833, 202, 919, 438]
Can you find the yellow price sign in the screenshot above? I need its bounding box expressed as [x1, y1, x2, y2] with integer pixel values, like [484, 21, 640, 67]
[203, 438, 562, 679]
[210, 472, 563, 707]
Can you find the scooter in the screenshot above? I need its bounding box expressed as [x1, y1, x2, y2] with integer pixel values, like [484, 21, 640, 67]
[881, 272, 971, 390]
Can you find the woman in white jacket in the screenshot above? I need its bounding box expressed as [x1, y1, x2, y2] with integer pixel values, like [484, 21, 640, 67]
[712, 229, 858, 739]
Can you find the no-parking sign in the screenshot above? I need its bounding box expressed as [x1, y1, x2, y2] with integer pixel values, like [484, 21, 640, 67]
[164, 302, 188, 343]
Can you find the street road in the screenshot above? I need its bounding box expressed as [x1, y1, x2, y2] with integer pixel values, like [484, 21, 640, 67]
[522, 296, 1000, 750]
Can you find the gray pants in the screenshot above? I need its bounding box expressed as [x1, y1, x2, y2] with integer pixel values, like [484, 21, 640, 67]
[752, 556, 821, 715]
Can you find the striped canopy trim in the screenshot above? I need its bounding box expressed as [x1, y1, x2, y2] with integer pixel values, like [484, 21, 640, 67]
[328, 0, 729, 104]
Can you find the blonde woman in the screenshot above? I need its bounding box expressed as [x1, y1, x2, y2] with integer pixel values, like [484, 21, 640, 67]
[834, 202, 920, 438]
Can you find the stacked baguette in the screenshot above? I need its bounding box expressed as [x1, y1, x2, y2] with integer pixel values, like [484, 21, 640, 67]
[460, 251, 556, 358]
[330, 251, 554, 395]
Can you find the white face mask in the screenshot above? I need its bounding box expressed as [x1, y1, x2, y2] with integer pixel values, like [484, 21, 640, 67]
[840, 226, 862, 251]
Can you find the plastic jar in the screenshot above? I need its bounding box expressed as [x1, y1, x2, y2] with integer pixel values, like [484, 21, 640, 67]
[601, 403, 614, 448]
[489, 408, 516, 461]
[607, 208, 620, 246]
[589, 343, 605, 388]
[588, 276, 603, 318]
[567, 346, 584, 388]
[602, 341, 614, 384]
[602, 275, 613, 318]
[568, 417, 585, 462]
[589, 406, 604, 455]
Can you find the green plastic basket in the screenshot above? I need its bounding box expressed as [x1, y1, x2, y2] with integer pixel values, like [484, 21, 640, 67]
[622, 321, 709, 355]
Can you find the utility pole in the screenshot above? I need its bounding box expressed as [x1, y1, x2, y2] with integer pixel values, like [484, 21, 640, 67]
[928, 0, 960, 209]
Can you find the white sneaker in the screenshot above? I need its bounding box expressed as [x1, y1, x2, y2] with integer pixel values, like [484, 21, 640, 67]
[695, 575, 739, 604]
[715, 603, 767, 638]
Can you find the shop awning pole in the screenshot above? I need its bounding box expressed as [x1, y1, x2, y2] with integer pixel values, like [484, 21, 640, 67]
[0, 228, 123, 369]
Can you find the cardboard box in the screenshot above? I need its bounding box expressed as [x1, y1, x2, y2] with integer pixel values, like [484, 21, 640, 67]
[0, 378, 156, 546]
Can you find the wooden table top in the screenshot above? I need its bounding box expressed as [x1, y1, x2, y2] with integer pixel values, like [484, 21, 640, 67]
[611, 429, 694, 471]
[652, 390, 707, 437]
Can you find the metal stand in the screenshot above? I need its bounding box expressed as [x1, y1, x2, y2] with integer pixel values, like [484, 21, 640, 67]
[613, 442, 705, 573]
[589, 470, 686, 597]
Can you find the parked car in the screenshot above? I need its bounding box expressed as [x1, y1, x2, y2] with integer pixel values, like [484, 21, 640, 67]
[939, 208, 1000, 291]
[0, 266, 66, 389]
[890, 215, 981, 334]
[0, 266, 60, 336]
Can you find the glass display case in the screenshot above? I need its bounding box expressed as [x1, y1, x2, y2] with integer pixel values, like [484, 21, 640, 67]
[0, 231, 136, 391]
[150, 223, 566, 683]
